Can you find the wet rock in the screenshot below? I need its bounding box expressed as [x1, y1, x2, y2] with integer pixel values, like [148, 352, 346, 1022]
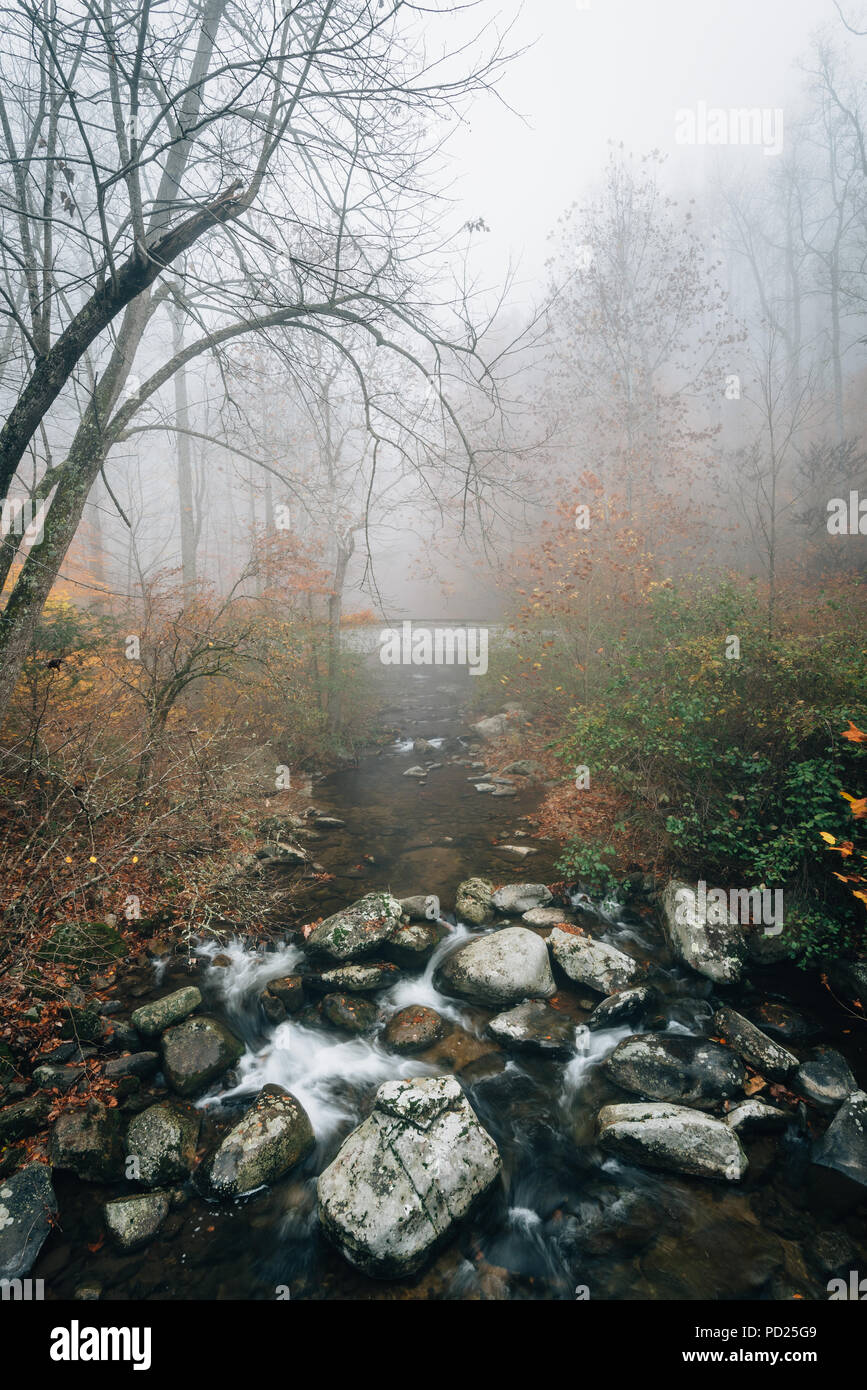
[260, 975, 304, 1024]
[104, 1191, 170, 1252]
[125, 1103, 200, 1186]
[603, 1033, 746, 1109]
[383, 1006, 446, 1054]
[0, 1163, 57, 1279]
[455, 877, 493, 924]
[587, 984, 660, 1031]
[314, 816, 345, 829]
[310, 961, 401, 994]
[487, 1000, 576, 1057]
[403, 765, 428, 779]
[320, 993, 378, 1033]
[130, 987, 202, 1039]
[497, 844, 537, 857]
[160, 1016, 244, 1098]
[0, 1097, 51, 1143]
[549, 927, 645, 995]
[305, 892, 403, 961]
[810, 1091, 867, 1209]
[522, 906, 574, 927]
[102, 1019, 140, 1051]
[104, 1052, 160, 1080]
[473, 782, 496, 792]
[33, 1064, 86, 1091]
[597, 1102, 748, 1181]
[713, 1005, 798, 1081]
[399, 895, 434, 921]
[491, 786, 517, 797]
[659, 879, 747, 984]
[794, 1047, 858, 1113]
[197, 1085, 314, 1198]
[470, 713, 510, 741]
[825, 959, 867, 1012]
[385, 921, 443, 968]
[434, 926, 556, 1007]
[500, 759, 546, 779]
[317, 1076, 501, 1277]
[491, 883, 552, 914]
[742, 999, 821, 1043]
[725, 1099, 792, 1135]
[49, 1102, 125, 1181]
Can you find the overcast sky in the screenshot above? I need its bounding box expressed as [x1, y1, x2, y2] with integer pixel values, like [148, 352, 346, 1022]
[446, 0, 845, 297]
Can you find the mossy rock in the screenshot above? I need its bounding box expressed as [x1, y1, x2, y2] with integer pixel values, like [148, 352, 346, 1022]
[40, 921, 126, 967]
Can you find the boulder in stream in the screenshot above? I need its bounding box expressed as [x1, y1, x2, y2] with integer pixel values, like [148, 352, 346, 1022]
[794, 1046, 858, 1113]
[197, 1085, 314, 1198]
[104, 1191, 170, 1252]
[126, 1103, 200, 1186]
[810, 1090, 867, 1211]
[597, 1102, 748, 1181]
[130, 986, 202, 1038]
[713, 1005, 798, 1081]
[487, 999, 576, 1057]
[305, 892, 403, 961]
[603, 1032, 746, 1109]
[317, 1076, 501, 1277]
[160, 1016, 244, 1097]
[383, 1006, 446, 1054]
[587, 984, 660, 1031]
[49, 1101, 125, 1181]
[320, 992, 378, 1033]
[659, 880, 747, 985]
[0, 1163, 57, 1279]
[549, 927, 645, 995]
[491, 882, 553, 914]
[434, 926, 556, 1007]
[455, 877, 493, 924]
[308, 961, 401, 993]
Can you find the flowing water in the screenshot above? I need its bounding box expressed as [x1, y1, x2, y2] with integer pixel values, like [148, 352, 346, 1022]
[36, 649, 867, 1300]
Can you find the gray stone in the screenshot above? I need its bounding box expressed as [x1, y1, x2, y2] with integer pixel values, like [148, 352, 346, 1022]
[104, 1191, 170, 1252]
[104, 1052, 160, 1080]
[317, 1076, 501, 1277]
[522, 906, 574, 927]
[491, 883, 553, 914]
[794, 1047, 858, 1112]
[125, 1103, 200, 1186]
[160, 1016, 244, 1097]
[713, 1005, 798, 1081]
[549, 927, 645, 995]
[603, 1032, 746, 1109]
[434, 926, 556, 1007]
[455, 877, 493, 925]
[587, 985, 660, 1031]
[725, 1099, 792, 1135]
[597, 1102, 748, 1181]
[0, 1097, 50, 1144]
[311, 961, 401, 994]
[383, 1006, 446, 1054]
[320, 993, 378, 1033]
[305, 892, 403, 961]
[811, 1090, 867, 1205]
[659, 880, 747, 984]
[197, 1085, 314, 1198]
[130, 987, 202, 1038]
[487, 999, 576, 1057]
[0, 1164, 57, 1279]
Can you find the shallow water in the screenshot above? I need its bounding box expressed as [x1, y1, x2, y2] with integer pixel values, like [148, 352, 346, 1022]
[36, 656, 867, 1300]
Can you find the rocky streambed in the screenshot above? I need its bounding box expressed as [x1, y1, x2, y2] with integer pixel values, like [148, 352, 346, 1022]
[2, 662, 866, 1300]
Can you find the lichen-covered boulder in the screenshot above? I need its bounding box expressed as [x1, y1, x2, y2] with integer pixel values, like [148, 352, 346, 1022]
[491, 883, 553, 915]
[454, 878, 493, 925]
[305, 892, 403, 961]
[549, 928, 645, 995]
[487, 1000, 576, 1057]
[160, 1016, 244, 1098]
[104, 1191, 170, 1252]
[125, 1103, 200, 1187]
[196, 1085, 314, 1199]
[131, 987, 202, 1038]
[597, 1102, 748, 1181]
[659, 880, 747, 984]
[0, 1164, 57, 1279]
[603, 1033, 746, 1110]
[383, 1006, 446, 1054]
[434, 927, 555, 1007]
[317, 1076, 501, 1277]
[713, 1005, 798, 1081]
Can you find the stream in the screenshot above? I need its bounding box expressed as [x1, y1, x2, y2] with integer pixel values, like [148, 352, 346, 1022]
[34, 647, 867, 1300]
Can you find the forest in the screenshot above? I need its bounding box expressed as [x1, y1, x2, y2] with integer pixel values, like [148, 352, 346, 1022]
[0, 0, 865, 1326]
